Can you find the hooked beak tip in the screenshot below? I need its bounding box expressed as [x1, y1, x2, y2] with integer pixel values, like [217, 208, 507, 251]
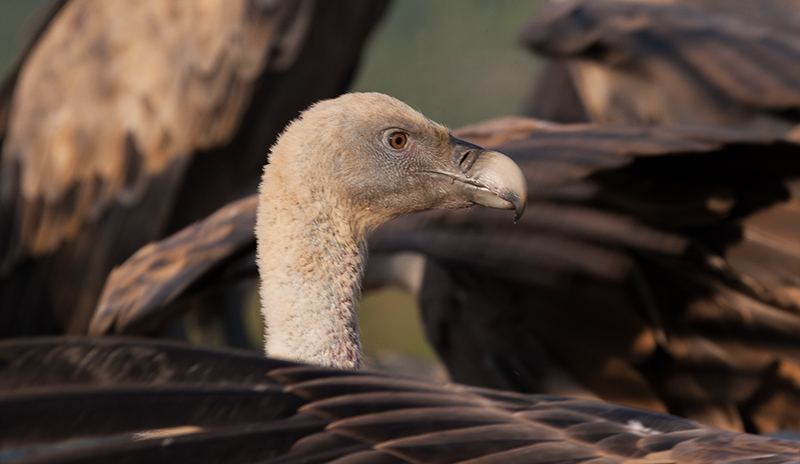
[468, 150, 528, 220]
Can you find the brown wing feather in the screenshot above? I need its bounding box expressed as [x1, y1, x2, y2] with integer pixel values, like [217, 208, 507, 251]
[1, 0, 306, 260]
[2, 336, 800, 463]
[91, 195, 257, 335]
[522, 0, 800, 133]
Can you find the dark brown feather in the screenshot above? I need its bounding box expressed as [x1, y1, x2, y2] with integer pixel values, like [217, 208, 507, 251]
[2, 336, 800, 464]
[522, 0, 800, 134]
[91, 195, 257, 335]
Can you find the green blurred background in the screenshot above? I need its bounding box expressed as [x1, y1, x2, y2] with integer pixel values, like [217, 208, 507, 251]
[0, 0, 548, 376]
[0, 0, 50, 75]
[351, 0, 547, 127]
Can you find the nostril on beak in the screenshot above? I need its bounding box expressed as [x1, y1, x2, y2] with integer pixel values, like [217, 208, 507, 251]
[459, 149, 478, 172]
[451, 135, 490, 174]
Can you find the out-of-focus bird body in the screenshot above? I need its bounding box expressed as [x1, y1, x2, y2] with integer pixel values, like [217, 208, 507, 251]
[0, 0, 389, 336]
[512, 2, 800, 430]
[524, 0, 800, 136]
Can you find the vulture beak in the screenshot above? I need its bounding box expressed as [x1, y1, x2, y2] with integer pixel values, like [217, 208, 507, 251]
[446, 136, 528, 220]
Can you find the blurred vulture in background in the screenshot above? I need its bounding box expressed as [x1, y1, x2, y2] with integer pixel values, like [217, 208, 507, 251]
[524, 0, 800, 134]
[91, 118, 800, 434]
[0, 0, 389, 336]
[4, 337, 800, 463]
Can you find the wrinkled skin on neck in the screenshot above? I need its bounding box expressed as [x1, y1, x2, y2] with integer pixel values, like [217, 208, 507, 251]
[257, 160, 367, 368]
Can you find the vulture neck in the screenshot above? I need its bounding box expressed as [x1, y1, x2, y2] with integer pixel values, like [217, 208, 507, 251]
[257, 159, 367, 369]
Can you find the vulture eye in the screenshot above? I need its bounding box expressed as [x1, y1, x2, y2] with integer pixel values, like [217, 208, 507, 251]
[388, 132, 407, 149]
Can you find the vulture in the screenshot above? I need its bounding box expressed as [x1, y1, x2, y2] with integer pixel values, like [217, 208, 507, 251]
[4, 93, 800, 464]
[0, 0, 389, 336]
[91, 116, 800, 434]
[523, 0, 800, 134]
[249, 93, 525, 368]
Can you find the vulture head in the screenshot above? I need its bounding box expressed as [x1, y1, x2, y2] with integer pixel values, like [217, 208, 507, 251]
[256, 92, 526, 368]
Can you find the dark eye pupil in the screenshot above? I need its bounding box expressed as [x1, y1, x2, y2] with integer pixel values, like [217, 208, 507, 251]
[390, 133, 406, 148]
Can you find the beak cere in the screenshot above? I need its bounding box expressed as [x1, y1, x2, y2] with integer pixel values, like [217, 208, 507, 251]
[448, 137, 528, 220]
